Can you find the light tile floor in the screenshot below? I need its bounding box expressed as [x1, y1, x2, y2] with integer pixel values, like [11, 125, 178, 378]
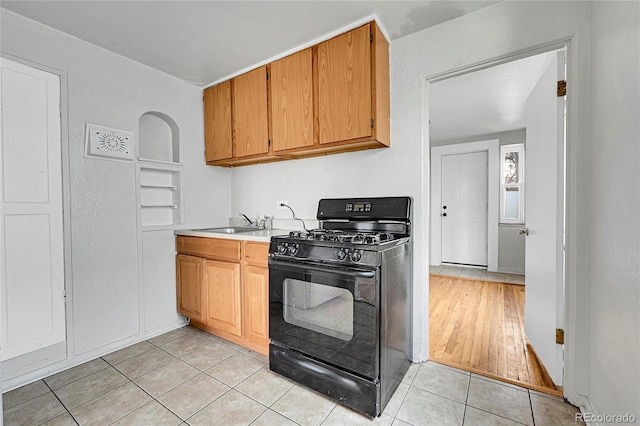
[3, 326, 582, 425]
[431, 264, 526, 285]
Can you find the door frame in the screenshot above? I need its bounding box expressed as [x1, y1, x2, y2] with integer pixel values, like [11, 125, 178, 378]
[0, 53, 73, 390]
[430, 140, 499, 271]
[423, 39, 577, 397]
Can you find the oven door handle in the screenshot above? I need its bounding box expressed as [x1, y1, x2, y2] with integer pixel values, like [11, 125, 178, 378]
[269, 259, 377, 279]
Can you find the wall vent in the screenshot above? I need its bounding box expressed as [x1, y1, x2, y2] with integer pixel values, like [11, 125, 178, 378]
[85, 123, 135, 161]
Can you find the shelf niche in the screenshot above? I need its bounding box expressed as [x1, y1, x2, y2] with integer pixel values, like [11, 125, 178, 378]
[139, 165, 182, 228]
[138, 111, 180, 164]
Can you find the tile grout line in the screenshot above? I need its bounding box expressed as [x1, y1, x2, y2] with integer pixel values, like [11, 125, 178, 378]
[461, 374, 533, 425]
[12, 325, 566, 426]
[9, 343, 575, 426]
[528, 389, 536, 426]
[386, 381, 410, 420]
[460, 373, 471, 425]
[105, 338, 229, 423]
[61, 341, 193, 424]
[40, 379, 80, 426]
[128, 377, 195, 424]
[41, 359, 111, 394]
[125, 335, 275, 424]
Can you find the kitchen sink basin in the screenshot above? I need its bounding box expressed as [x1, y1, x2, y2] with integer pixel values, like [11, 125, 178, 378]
[194, 227, 260, 234]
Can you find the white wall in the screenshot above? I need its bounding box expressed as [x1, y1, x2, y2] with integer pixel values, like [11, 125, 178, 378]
[497, 226, 525, 275]
[0, 9, 231, 390]
[588, 1, 640, 420]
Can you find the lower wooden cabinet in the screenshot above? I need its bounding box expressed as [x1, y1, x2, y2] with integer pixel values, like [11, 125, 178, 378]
[175, 236, 269, 354]
[243, 264, 269, 347]
[204, 260, 242, 336]
[176, 254, 204, 322]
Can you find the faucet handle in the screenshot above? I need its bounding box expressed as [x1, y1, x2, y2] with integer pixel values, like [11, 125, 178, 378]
[240, 213, 255, 227]
[262, 215, 274, 230]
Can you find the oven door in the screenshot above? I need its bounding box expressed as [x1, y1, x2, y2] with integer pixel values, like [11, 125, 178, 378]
[269, 258, 379, 380]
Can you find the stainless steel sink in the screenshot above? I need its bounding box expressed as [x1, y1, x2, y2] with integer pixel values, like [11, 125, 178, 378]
[194, 227, 260, 234]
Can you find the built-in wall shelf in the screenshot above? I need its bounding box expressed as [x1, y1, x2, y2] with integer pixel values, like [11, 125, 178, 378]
[138, 112, 180, 164]
[140, 184, 178, 190]
[138, 164, 182, 228]
[137, 110, 183, 229]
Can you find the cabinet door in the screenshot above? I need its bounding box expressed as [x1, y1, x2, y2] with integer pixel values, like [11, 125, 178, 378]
[204, 81, 233, 161]
[233, 66, 269, 157]
[243, 265, 269, 347]
[176, 254, 204, 322]
[204, 260, 242, 336]
[317, 24, 372, 144]
[271, 48, 314, 152]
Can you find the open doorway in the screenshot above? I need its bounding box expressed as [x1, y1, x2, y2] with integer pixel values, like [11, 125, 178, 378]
[427, 47, 566, 396]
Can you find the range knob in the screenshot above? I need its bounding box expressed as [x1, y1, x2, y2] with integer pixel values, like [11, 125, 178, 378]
[277, 244, 287, 254]
[336, 249, 347, 261]
[287, 244, 299, 256]
[350, 250, 362, 263]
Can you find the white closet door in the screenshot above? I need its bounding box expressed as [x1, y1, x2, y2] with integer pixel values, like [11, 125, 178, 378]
[441, 151, 488, 266]
[1, 58, 65, 360]
[524, 51, 565, 386]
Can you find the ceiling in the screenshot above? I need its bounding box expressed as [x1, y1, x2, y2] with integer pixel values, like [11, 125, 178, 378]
[1, 0, 497, 87]
[430, 51, 557, 142]
[2, 1, 554, 141]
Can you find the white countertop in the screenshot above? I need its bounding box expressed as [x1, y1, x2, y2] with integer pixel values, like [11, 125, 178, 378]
[174, 228, 291, 243]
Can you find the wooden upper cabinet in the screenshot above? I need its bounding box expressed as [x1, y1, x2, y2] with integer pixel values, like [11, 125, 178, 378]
[270, 48, 314, 152]
[203, 21, 389, 167]
[204, 81, 233, 161]
[232, 66, 269, 158]
[318, 24, 372, 145]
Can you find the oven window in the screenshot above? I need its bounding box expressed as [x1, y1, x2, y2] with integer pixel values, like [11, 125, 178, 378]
[283, 279, 354, 341]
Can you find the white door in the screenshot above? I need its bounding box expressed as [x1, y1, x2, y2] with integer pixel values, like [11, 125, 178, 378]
[441, 151, 488, 266]
[0, 58, 66, 360]
[524, 51, 565, 386]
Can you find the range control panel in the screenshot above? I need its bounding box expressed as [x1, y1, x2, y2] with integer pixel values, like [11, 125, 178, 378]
[346, 202, 371, 213]
[317, 196, 412, 221]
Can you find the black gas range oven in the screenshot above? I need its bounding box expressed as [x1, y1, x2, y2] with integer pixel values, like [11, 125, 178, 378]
[268, 197, 413, 417]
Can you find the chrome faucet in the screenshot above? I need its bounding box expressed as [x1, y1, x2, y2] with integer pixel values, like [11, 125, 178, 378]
[240, 213, 256, 227]
[260, 215, 274, 230]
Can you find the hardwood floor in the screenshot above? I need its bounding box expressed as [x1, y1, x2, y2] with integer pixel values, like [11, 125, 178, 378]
[429, 274, 561, 396]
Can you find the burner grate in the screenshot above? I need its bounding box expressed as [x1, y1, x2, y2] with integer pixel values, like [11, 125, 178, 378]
[287, 230, 395, 245]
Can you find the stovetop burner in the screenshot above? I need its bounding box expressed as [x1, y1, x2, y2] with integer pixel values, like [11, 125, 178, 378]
[270, 197, 412, 266]
[287, 229, 396, 245]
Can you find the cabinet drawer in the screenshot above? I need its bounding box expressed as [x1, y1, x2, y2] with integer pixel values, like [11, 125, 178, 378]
[244, 242, 269, 267]
[177, 236, 241, 262]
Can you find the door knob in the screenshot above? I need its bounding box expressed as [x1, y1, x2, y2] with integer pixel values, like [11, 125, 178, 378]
[442, 205, 447, 209]
[519, 228, 529, 236]
[442, 213, 447, 217]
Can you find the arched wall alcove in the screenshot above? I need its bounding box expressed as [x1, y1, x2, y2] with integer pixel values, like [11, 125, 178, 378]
[138, 111, 180, 164]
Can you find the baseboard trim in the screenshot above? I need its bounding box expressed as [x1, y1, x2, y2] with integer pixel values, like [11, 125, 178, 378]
[1, 320, 186, 392]
[498, 267, 525, 275]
